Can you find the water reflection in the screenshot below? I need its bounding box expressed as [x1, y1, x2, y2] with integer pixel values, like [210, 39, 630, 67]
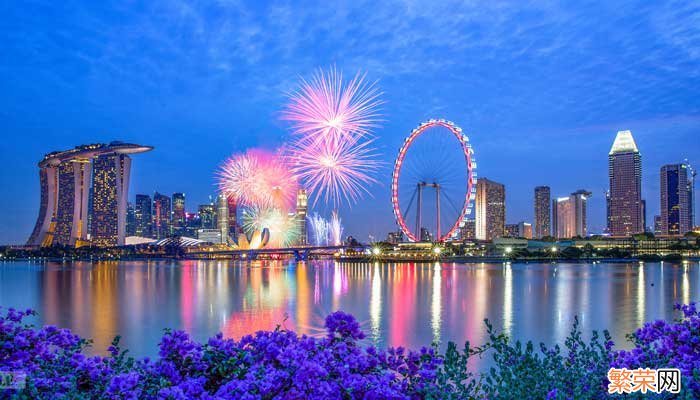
[0, 260, 698, 360]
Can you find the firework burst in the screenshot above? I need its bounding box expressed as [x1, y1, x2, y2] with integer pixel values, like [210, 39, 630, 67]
[281, 67, 382, 143]
[282, 67, 383, 207]
[217, 149, 298, 209]
[241, 206, 300, 248]
[287, 133, 380, 206]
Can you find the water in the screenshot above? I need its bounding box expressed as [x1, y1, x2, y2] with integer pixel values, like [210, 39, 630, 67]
[0, 260, 698, 363]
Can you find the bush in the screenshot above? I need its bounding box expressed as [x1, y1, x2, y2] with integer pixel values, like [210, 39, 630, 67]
[1, 304, 698, 399]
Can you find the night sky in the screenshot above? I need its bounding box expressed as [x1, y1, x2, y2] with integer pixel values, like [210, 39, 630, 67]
[1, 0, 699, 244]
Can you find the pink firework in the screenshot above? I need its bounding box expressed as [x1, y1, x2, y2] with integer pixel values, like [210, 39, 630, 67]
[287, 133, 380, 207]
[217, 149, 298, 210]
[281, 67, 382, 143]
[283, 67, 384, 207]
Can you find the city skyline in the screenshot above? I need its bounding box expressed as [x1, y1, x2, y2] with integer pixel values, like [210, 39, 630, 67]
[2, 1, 700, 244]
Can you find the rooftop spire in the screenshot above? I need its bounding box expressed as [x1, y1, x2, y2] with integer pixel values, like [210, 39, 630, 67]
[609, 130, 639, 155]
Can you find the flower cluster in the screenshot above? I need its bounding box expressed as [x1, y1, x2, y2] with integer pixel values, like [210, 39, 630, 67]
[613, 302, 700, 396]
[0, 309, 441, 399]
[1, 304, 699, 399]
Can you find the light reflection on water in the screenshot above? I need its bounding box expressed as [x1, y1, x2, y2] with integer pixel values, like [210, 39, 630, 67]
[0, 260, 698, 360]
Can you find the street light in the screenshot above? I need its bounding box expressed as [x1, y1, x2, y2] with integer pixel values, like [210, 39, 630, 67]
[433, 247, 442, 255]
[372, 247, 381, 256]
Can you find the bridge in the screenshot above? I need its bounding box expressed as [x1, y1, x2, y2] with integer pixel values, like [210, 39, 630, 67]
[185, 245, 368, 261]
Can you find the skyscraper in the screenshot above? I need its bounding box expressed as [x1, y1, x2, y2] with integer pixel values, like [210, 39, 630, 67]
[296, 189, 308, 245]
[91, 153, 132, 246]
[505, 224, 519, 238]
[534, 186, 551, 238]
[54, 160, 91, 246]
[172, 193, 186, 235]
[198, 204, 216, 229]
[216, 193, 229, 244]
[134, 194, 153, 238]
[460, 219, 476, 240]
[27, 142, 151, 247]
[227, 196, 238, 236]
[153, 192, 172, 239]
[660, 163, 692, 236]
[126, 202, 136, 236]
[608, 130, 643, 237]
[552, 190, 591, 239]
[475, 178, 505, 241]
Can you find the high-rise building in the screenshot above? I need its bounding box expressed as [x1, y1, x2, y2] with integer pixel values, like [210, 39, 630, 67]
[505, 222, 533, 238]
[296, 189, 308, 245]
[172, 193, 186, 235]
[198, 204, 216, 229]
[660, 163, 693, 236]
[227, 196, 239, 236]
[653, 215, 662, 235]
[460, 218, 476, 240]
[153, 192, 172, 239]
[54, 160, 91, 246]
[553, 190, 591, 239]
[126, 202, 136, 236]
[607, 130, 643, 237]
[520, 222, 533, 239]
[134, 194, 153, 238]
[505, 224, 519, 238]
[216, 193, 229, 244]
[534, 186, 551, 238]
[185, 212, 199, 237]
[27, 142, 151, 247]
[91, 153, 133, 247]
[475, 178, 505, 241]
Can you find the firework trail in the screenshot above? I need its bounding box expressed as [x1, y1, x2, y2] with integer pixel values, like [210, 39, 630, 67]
[329, 210, 344, 246]
[308, 213, 330, 246]
[217, 149, 298, 210]
[281, 67, 382, 143]
[241, 205, 299, 248]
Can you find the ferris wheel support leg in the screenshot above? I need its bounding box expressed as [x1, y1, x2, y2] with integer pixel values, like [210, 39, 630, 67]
[416, 183, 423, 241]
[436, 184, 441, 240]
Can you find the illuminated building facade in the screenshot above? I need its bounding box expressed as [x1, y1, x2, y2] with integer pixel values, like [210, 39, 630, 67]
[505, 222, 532, 239]
[198, 204, 215, 229]
[475, 178, 505, 241]
[134, 194, 153, 238]
[126, 202, 136, 236]
[91, 153, 132, 246]
[54, 160, 91, 245]
[460, 218, 476, 240]
[153, 192, 171, 240]
[607, 130, 643, 237]
[553, 190, 591, 238]
[534, 186, 551, 238]
[296, 189, 308, 245]
[172, 193, 186, 235]
[505, 224, 519, 238]
[216, 193, 229, 244]
[27, 142, 152, 247]
[227, 196, 239, 237]
[660, 163, 693, 235]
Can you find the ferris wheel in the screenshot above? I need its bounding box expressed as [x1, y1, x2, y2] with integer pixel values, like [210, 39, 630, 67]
[391, 119, 477, 242]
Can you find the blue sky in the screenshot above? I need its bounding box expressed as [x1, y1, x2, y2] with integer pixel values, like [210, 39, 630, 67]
[1, 0, 699, 244]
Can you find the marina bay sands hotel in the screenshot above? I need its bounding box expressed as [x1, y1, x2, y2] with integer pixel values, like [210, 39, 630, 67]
[27, 142, 152, 247]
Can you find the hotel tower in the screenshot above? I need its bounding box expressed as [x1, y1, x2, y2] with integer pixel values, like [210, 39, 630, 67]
[27, 142, 152, 247]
